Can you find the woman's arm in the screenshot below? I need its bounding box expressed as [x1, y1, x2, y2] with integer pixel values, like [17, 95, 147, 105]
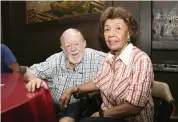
[70, 81, 99, 93]
[60, 81, 98, 110]
[103, 102, 142, 118]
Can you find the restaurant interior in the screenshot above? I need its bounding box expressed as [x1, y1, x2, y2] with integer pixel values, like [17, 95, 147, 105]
[1, 1, 178, 122]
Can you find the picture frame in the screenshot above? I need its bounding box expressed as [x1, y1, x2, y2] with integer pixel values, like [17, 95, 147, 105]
[26, 1, 107, 24]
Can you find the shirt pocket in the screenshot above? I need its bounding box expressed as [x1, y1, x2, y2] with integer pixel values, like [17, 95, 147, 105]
[80, 70, 98, 81]
[48, 76, 67, 88]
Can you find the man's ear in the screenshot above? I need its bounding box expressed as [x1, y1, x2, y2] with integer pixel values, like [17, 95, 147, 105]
[60, 45, 63, 50]
[83, 40, 86, 48]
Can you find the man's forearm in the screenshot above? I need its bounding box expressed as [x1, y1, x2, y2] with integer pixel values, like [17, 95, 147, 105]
[24, 71, 38, 82]
[9, 62, 20, 73]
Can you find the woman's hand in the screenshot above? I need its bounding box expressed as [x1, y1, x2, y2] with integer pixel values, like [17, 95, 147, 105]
[59, 87, 73, 111]
[90, 112, 99, 117]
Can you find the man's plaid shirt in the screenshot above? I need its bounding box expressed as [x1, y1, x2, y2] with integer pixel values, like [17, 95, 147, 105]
[28, 48, 106, 104]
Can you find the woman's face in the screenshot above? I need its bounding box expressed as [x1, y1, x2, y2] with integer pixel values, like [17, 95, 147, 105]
[104, 18, 130, 52]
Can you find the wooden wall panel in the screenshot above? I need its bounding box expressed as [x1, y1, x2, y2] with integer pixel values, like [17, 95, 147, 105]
[152, 51, 178, 63]
[18, 21, 103, 66]
[113, 1, 140, 23]
[1, 1, 107, 66]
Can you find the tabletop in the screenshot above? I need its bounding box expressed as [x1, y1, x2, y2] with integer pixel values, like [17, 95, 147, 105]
[1, 73, 56, 122]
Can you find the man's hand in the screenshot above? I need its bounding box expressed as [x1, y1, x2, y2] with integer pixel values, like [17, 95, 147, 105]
[26, 78, 48, 92]
[90, 112, 99, 117]
[59, 88, 73, 111]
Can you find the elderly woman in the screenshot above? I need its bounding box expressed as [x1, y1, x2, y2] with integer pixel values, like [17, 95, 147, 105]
[59, 6, 154, 122]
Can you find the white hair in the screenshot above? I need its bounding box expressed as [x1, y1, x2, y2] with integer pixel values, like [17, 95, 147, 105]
[60, 28, 85, 46]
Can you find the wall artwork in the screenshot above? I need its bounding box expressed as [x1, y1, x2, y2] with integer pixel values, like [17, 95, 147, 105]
[152, 1, 178, 41]
[26, 1, 105, 24]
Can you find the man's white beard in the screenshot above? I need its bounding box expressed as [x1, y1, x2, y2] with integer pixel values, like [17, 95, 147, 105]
[64, 50, 82, 64]
[68, 54, 82, 64]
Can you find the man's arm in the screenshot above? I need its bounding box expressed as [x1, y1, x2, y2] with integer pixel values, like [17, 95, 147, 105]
[1, 44, 20, 73]
[25, 71, 48, 92]
[24, 53, 60, 92]
[9, 62, 20, 73]
[24, 71, 39, 82]
[24, 58, 54, 92]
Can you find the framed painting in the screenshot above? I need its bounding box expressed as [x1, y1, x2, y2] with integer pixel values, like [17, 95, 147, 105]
[26, 1, 106, 24]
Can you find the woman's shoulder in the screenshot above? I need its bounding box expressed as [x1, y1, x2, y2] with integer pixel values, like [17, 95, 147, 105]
[132, 46, 151, 62]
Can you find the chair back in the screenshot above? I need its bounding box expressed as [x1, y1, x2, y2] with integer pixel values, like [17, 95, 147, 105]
[152, 81, 175, 122]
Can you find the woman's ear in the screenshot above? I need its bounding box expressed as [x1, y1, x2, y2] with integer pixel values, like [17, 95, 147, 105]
[127, 32, 130, 40]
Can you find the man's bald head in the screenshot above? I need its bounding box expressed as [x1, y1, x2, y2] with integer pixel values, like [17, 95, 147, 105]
[60, 28, 85, 46]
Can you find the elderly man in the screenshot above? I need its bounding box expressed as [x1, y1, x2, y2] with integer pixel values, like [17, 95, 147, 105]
[24, 28, 106, 120]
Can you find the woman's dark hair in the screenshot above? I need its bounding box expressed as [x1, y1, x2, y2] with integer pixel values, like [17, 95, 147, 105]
[100, 7, 138, 43]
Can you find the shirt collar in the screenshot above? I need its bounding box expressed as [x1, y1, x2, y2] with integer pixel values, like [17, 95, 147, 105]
[119, 43, 133, 65]
[60, 51, 67, 70]
[106, 43, 133, 66]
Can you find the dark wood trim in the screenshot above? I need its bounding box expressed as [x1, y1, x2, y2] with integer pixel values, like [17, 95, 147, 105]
[152, 41, 178, 50]
[153, 63, 178, 72]
[139, 1, 152, 56]
[1, 1, 11, 45]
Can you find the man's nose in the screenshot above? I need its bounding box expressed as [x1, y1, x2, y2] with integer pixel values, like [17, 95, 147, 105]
[71, 45, 76, 51]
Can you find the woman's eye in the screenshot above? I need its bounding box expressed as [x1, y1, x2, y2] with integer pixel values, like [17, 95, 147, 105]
[104, 28, 109, 31]
[116, 27, 121, 30]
